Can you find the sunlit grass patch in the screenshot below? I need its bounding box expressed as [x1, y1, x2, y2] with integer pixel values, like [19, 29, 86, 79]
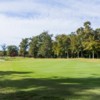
[0, 58, 100, 100]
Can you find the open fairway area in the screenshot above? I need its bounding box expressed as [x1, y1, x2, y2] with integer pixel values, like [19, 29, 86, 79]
[0, 58, 100, 100]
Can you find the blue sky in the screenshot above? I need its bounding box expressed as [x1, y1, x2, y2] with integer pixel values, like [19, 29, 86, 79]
[0, 0, 100, 47]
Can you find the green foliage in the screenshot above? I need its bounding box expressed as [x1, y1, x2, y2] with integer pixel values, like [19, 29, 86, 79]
[29, 36, 39, 57]
[0, 51, 3, 56]
[19, 38, 29, 57]
[1, 44, 6, 56]
[29, 31, 53, 58]
[53, 34, 70, 58]
[1, 21, 100, 58]
[38, 31, 52, 58]
[7, 45, 18, 57]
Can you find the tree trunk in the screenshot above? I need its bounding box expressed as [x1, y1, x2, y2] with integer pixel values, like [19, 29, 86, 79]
[77, 52, 79, 58]
[89, 53, 91, 59]
[92, 51, 94, 59]
[97, 52, 99, 58]
[71, 51, 73, 58]
[81, 50, 83, 58]
[67, 52, 69, 58]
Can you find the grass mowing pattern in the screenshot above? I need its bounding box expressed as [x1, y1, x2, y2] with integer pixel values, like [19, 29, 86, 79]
[0, 58, 100, 100]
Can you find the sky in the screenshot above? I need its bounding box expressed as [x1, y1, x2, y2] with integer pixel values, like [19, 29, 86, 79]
[0, 0, 100, 47]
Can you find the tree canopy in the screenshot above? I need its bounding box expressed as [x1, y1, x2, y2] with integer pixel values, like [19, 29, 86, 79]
[0, 21, 100, 58]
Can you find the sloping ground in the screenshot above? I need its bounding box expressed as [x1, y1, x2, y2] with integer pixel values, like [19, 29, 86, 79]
[0, 58, 100, 100]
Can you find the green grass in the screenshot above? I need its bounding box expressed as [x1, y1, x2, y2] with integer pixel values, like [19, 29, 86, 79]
[0, 58, 100, 100]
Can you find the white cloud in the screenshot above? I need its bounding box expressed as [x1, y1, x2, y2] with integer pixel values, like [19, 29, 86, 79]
[0, 14, 77, 45]
[0, 0, 100, 46]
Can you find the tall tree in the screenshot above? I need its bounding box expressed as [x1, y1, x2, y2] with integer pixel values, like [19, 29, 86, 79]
[69, 33, 78, 58]
[94, 28, 100, 58]
[7, 45, 18, 57]
[53, 34, 71, 58]
[1, 44, 6, 56]
[19, 38, 29, 57]
[52, 41, 58, 58]
[29, 36, 39, 57]
[38, 31, 52, 58]
[76, 27, 84, 57]
[82, 21, 96, 58]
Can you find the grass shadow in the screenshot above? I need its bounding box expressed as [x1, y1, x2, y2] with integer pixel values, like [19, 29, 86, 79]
[0, 71, 32, 75]
[0, 71, 100, 100]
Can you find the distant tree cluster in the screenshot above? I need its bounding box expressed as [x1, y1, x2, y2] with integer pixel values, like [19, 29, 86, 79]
[0, 21, 100, 58]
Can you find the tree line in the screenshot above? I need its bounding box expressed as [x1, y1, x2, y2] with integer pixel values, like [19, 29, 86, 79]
[0, 21, 100, 58]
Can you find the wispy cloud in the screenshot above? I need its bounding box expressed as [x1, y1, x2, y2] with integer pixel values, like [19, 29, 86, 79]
[0, 0, 100, 46]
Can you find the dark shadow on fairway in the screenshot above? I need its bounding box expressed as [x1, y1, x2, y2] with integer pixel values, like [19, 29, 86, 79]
[0, 71, 32, 76]
[0, 72, 100, 100]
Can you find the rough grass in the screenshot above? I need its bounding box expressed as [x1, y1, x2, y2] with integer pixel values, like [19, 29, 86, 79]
[0, 58, 100, 100]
